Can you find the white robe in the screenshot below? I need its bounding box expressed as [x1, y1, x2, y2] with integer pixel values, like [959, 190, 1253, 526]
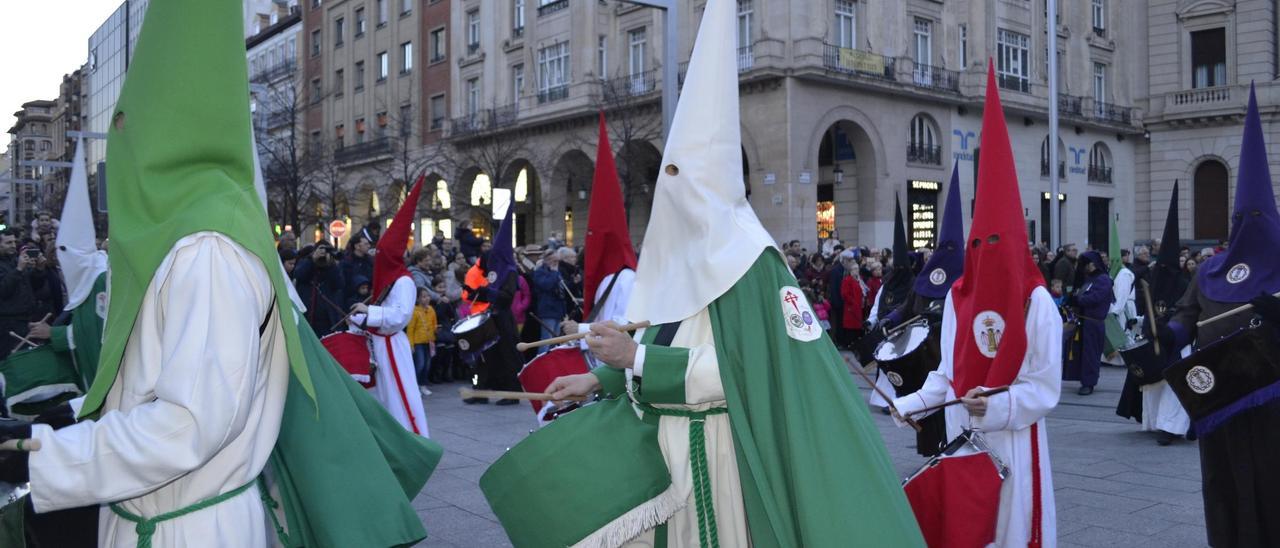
[29, 232, 288, 548]
[867, 290, 896, 408]
[605, 308, 748, 548]
[1140, 345, 1192, 434]
[351, 276, 430, 437]
[894, 286, 1061, 548]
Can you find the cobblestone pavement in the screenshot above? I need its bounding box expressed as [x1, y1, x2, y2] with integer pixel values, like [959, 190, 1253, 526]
[412, 362, 1207, 547]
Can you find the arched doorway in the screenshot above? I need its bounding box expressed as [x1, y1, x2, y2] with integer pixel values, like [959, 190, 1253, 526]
[457, 167, 494, 240]
[617, 140, 662, 245]
[818, 120, 878, 243]
[501, 159, 542, 246]
[1194, 159, 1229, 240]
[551, 150, 595, 247]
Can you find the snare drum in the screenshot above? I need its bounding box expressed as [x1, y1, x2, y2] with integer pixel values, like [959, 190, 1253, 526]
[518, 346, 590, 415]
[873, 321, 940, 397]
[1120, 338, 1170, 386]
[1164, 320, 1280, 435]
[0, 345, 82, 419]
[320, 332, 376, 388]
[902, 430, 1007, 548]
[451, 312, 499, 358]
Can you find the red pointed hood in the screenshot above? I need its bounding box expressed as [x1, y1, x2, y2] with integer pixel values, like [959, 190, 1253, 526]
[583, 112, 638, 317]
[373, 175, 424, 298]
[950, 65, 1045, 396]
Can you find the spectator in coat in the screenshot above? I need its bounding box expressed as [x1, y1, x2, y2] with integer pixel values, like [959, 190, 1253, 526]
[512, 273, 531, 332]
[825, 252, 848, 346]
[0, 229, 36, 357]
[293, 242, 347, 336]
[455, 221, 485, 261]
[531, 250, 570, 344]
[839, 253, 866, 346]
[342, 234, 375, 303]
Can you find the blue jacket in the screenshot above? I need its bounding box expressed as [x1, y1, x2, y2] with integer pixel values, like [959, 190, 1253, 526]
[531, 265, 568, 321]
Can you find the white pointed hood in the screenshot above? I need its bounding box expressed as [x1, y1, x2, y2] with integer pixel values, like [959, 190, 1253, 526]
[625, 0, 777, 326]
[56, 138, 108, 310]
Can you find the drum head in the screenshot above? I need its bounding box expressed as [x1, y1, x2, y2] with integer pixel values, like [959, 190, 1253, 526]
[453, 312, 490, 333]
[874, 325, 930, 362]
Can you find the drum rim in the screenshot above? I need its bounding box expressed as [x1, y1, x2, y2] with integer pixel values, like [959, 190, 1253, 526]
[452, 311, 493, 331]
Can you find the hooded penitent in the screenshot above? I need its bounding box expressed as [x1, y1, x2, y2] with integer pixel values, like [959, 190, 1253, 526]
[483, 199, 518, 291]
[80, 0, 439, 544]
[623, 0, 776, 326]
[913, 164, 965, 299]
[56, 138, 108, 311]
[1197, 83, 1280, 303]
[950, 64, 1047, 397]
[1108, 218, 1123, 277]
[373, 176, 424, 299]
[582, 112, 638, 318]
[1149, 181, 1182, 308]
[1081, 250, 1108, 277]
[878, 195, 914, 311]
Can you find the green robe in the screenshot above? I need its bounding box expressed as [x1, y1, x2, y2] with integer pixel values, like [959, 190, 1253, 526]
[484, 250, 923, 547]
[48, 273, 106, 390]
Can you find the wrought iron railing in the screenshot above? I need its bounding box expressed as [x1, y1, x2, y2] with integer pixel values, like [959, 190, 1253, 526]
[997, 73, 1030, 93]
[1040, 160, 1066, 179]
[334, 136, 390, 164]
[822, 44, 895, 81]
[251, 61, 297, 84]
[910, 64, 960, 93]
[907, 143, 942, 165]
[738, 46, 754, 72]
[537, 85, 569, 104]
[602, 69, 658, 101]
[1058, 95, 1083, 116]
[1092, 102, 1133, 124]
[1088, 165, 1112, 183]
[537, 0, 568, 17]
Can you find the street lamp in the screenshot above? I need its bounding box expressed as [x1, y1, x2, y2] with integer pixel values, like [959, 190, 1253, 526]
[832, 166, 844, 185]
[618, 0, 680, 139]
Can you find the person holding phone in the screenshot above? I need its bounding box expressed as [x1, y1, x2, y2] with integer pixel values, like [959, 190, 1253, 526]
[0, 229, 37, 356]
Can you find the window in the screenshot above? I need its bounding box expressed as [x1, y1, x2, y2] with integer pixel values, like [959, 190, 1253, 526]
[430, 28, 446, 62]
[1093, 62, 1107, 111]
[996, 29, 1030, 92]
[737, 0, 753, 49]
[377, 51, 389, 80]
[430, 94, 446, 129]
[355, 8, 366, 36]
[467, 10, 481, 53]
[310, 29, 321, 56]
[355, 117, 366, 143]
[397, 106, 410, 136]
[466, 78, 481, 116]
[335, 124, 345, 149]
[334, 17, 344, 47]
[959, 25, 968, 67]
[908, 114, 939, 165]
[628, 28, 647, 81]
[913, 18, 932, 85]
[355, 61, 366, 91]
[834, 0, 856, 49]
[401, 42, 413, 73]
[512, 64, 525, 100]
[1191, 28, 1227, 88]
[513, 0, 525, 35]
[334, 68, 344, 96]
[538, 41, 571, 100]
[1091, 0, 1106, 36]
[401, 0, 412, 15]
[1088, 143, 1112, 183]
[377, 0, 388, 26]
[311, 77, 322, 102]
[311, 0, 321, 8]
[310, 130, 322, 156]
[598, 35, 608, 78]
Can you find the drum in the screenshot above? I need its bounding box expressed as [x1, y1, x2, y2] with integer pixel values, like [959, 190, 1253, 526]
[0, 346, 81, 419]
[451, 312, 499, 358]
[320, 332, 376, 388]
[1164, 320, 1280, 435]
[1120, 339, 1170, 386]
[902, 431, 1007, 548]
[480, 397, 672, 548]
[873, 321, 941, 397]
[518, 346, 590, 415]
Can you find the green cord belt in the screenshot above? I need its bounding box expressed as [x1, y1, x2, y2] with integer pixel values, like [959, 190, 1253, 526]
[637, 402, 729, 548]
[108, 479, 257, 548]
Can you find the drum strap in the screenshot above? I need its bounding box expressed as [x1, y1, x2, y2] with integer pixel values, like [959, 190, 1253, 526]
[585, 271, 623, 323]
[636, 402, 729, 548]
[259, 297, 276, 337]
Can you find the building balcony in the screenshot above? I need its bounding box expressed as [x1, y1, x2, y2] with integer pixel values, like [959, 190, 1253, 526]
[1092, 26, 1106, 39]
[1092, 102, 1132, 124]
[909, 63, 960, 93]
[334, 136, 391, 165]
[1087, 165, 1112, 183]
[738, 46, 754, 73]
[997, 74, 1030, 94]
[1058, 94, 1083, 117]
[907, 143, 942, 166]
[1040, 160, 1066, 179]
[537, 85, 570, 104]
[512, 26, 524, 39]
[537, 0, 568, 17]
[251, 61, 297, 84]
[467, 43, 480, 55]
[445, 105, 520, 138]
[601, 69, 658, 102]
[821, 44, 895, 81]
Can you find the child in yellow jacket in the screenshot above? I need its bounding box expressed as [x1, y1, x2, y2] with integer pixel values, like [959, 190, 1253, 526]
[408, 287, 437, 396]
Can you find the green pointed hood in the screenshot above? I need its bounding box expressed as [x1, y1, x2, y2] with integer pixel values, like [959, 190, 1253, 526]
[81, 0, 314, 417]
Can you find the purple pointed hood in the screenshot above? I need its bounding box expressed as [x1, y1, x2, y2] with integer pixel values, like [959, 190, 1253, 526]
[914, 164, 965, 299]
[1198, 83, 1280, 303]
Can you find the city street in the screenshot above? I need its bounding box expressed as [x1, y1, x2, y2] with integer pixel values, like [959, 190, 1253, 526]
[412, 361, 1208, 548]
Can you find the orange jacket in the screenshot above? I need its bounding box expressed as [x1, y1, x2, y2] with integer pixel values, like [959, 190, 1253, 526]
[464, 263, 490, 314]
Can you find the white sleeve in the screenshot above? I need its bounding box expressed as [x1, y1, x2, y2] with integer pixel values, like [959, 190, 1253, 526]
[1110, 270, 1133, 316]
[971, 287, 1063, 433]
[867, 291, 884, 326]
[30, 236, 271, 510]
[365, 277, 416, 332]
[600, 269, 635, 325]
[893, 292, 956, 421]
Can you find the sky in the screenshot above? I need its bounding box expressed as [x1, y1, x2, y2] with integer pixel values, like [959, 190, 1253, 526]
[0, 1, 122, 125]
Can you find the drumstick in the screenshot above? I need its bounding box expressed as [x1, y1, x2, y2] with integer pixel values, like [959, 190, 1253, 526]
[905, 386, 1011, 417]
[516, 321, 651, 352]
[844, 355, 922, 432]
[329, 294, 378, 332]
[1196, 290, 1280, 328]
[8, 331, 38, 349]
[0, 439, 40, 452]
[459, 388, 587, 402]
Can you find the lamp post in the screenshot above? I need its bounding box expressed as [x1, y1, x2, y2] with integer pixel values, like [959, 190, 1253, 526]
[618, 0, 680, 139]
[1048, 0, 1062, 250]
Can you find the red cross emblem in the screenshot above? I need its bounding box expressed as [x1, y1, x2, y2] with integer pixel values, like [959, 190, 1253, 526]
[783, 291, 801, 312]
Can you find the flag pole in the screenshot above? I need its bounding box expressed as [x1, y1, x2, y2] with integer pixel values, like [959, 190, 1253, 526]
[1048, 0, 1061, 251]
